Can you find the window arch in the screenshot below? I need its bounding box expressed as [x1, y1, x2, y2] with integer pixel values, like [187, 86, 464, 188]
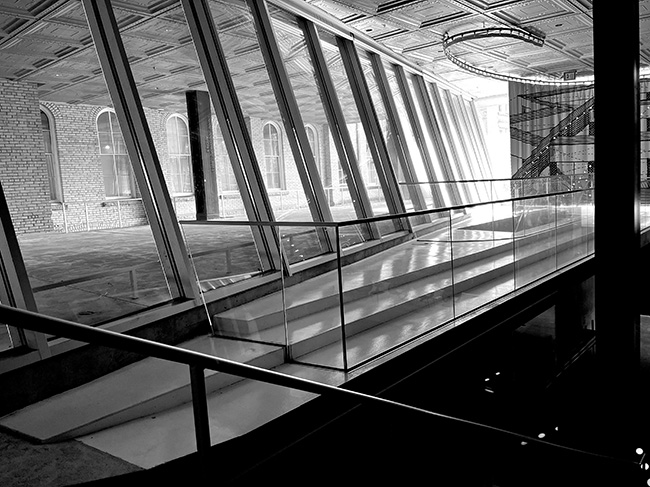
[40, 107, 63, 202]
[166, 114, 193, 194]
[262, 122, 284, 190]
[305, 124, 328, 188]
[216, 124, 238, 192]
[97, 109, 136, 198]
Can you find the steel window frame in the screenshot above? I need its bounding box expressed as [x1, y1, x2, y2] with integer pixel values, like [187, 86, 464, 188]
[82, 0, 198, 300]
[180, 0, 281, 272]
[247, 0, 333, 252]
[300, 19, 379, 240]
[336, 37, 408, 232]
[411, 76, 463, 206]
[369, 54, 429, 216]
[0, 184, 50, 358]
[428, 83, 472, 204]
[393, 65, 445, 209]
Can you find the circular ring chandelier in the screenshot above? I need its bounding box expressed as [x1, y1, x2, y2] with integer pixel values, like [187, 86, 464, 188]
[442, 27, 594, 86]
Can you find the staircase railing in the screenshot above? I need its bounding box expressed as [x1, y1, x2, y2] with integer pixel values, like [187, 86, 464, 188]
[0, 302, 640, 478]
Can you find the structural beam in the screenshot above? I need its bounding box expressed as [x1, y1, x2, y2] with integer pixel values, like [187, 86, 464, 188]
[187, 91, 220, 221]
[593, 0, 640, 392]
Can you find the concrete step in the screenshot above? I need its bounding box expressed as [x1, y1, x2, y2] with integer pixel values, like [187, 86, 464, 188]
[0, 336, 284, 443]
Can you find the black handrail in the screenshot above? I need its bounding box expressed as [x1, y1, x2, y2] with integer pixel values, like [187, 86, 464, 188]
[1, 303, 635, 470]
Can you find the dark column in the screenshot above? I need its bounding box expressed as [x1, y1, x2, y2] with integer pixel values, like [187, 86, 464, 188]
[593, 0, 640, 442]
[186, 90, 219, 220]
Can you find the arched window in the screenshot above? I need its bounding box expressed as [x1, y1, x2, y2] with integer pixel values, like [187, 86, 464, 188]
[40, 108, 63, 201]
[166, 115, 193, 194]
[216, 125, 238, 192]
[262, 122, 283, 190]
[97, 110, 136, 198]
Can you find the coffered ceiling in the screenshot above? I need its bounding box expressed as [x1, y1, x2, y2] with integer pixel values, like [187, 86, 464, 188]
[0, 0, 647, 110]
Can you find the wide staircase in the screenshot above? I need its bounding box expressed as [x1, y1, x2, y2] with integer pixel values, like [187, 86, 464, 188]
[0, 208, 595, 473]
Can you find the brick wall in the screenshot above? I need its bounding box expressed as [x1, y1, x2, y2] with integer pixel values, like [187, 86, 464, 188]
[0, 80, 53, 233]
[40, 101, 197, 232]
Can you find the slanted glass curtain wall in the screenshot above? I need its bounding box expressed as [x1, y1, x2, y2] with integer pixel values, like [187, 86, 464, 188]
[0, 0, 489, 354]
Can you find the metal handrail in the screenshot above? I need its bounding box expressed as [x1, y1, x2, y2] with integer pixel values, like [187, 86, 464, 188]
[0, 302, 635, 469]
[180, 187, 593, 230]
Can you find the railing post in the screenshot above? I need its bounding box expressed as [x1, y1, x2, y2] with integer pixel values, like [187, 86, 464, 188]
[189, 365, 211, 459]
[336, 226, 348, 371]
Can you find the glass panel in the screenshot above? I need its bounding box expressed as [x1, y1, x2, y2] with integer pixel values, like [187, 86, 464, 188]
[316, 28, 395, 235]
[513, 196, 557, 289]
[0, 3, 177, 333]
[180, 222, 265, 290]
[452, 201, 515, 316]
[556, 190, 592, 268]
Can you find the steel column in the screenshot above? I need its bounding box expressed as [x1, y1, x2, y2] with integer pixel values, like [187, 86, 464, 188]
[593, 0, 640, 396]
[187, 91, 220, 221]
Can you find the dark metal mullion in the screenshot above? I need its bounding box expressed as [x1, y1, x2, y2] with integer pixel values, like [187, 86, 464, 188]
[429, 83, 472, 204]
[300, 20, 379, 240]
[393, 65, 445, 210]
[247, 0, 333, 253]
[180, 0, 279, 272]
[369, 54, 428, 215]
[82, 0, 198, 300]
[412, 75, 462, 206]
[336, 38, 407, 232]
[0, 183, 50, 357]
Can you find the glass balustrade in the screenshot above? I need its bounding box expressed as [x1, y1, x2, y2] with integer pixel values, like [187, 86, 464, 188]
[180, 185, 595, 372]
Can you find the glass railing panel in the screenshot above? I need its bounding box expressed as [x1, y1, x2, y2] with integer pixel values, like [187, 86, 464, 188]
[288, 223, 345, 370]
[180, 222, 265, 290]
[452, 201, 515, 316]
[556, 190, 593, 268]
[182, 221, 287, 347]
[280, 225, 331, 265]
[332, 213, 454, 369]
[513, 196, 557, 289]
